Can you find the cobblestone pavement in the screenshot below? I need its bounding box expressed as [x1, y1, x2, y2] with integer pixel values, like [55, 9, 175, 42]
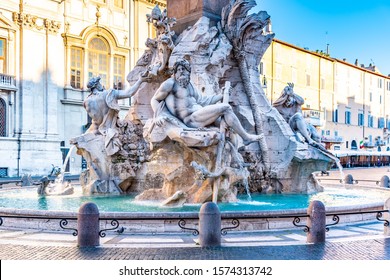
[1, 238, 390, 260]
[320, 165, 390, 183]
[0, 220, 389, 260]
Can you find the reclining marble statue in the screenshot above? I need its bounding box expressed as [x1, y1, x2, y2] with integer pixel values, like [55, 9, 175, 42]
[273, 83, 322, 149]
[149, 58, 264, 146]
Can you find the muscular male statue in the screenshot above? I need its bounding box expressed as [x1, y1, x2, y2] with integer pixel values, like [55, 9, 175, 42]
[150, 58, 263, 145]
[83, 74, 148, 155]
[273, 83, 320, 145]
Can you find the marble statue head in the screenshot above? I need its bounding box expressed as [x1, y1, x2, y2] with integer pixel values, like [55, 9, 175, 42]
[173, 58, 191, 74]
[173, 58, 191, 88]
[87, 76, 103, 91]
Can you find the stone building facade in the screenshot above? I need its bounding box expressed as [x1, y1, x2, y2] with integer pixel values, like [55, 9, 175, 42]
[0, 0, 165, 177]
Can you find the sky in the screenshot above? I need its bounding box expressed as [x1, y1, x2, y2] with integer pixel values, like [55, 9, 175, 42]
[252, 0, 390, 75]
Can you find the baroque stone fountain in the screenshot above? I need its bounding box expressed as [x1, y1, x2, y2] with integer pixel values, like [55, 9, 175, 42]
[70, 0, 335, 207]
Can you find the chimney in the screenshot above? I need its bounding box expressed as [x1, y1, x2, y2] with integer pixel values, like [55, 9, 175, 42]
[265, 19, 272, 33]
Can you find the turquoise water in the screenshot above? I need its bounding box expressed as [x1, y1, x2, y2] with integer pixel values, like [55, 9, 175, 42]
[0, 186, 388, 212]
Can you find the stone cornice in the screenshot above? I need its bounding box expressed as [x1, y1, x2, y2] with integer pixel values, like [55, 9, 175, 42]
[12, 12, 61, 34]
[136, 0, 167, 8]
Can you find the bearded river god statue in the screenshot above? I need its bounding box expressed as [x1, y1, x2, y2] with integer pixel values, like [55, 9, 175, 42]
[72, 1, 335, 206]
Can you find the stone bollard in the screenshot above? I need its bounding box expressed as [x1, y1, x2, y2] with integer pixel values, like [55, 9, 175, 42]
[306, 200, 326, 243]
[199, 202, 221, 247]
[344, 174, 354, 184]
[384, 198, 390, 236]
[77, 202, 100, 247]
[381, 175, 390, 188]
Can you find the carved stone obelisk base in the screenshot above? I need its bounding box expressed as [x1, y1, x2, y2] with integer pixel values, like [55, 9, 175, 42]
[167, 0, 230, 34]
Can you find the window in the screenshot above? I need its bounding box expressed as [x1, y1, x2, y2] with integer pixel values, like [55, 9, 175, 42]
[378, 79, 383, 89]
[0, 38, 6, 73]
[321, 78, 325, 90]
[88, 37, 109, 87]
[70, 47, 83, 89]
[387, 81, 390, 91]
[333, 109, 338, 123]
[113, 55, 124, 90]
[378, 117, 385, 129]
[368, 115, 374, 128]
[259, 62, 264, 75]
[369, 92, 373, 102]
[358, 113, 364, 126]
[275, 64, 282, 80]
[0, 98, 6, 137]
[345, 111, 351, 125]
[351, 140, 357, 150]
[291, 68, 297, 84]
[306, 74, 311, 86]
[114, 0, 123, 9]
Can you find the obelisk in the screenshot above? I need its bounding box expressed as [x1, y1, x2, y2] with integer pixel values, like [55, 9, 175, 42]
[167, 0, 230, 34]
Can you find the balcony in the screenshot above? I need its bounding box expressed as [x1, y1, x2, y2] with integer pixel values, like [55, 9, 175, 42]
[321, 136, 344, 144]
[0, 74, 17, 91]
[363, 142, 376, 148]
[302, 109, 324, 127]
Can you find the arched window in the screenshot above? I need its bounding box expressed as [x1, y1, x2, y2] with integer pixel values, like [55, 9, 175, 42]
[0, 98, 6, 137]
[351, 140, 357, 150]
[88, 37, 109, 87]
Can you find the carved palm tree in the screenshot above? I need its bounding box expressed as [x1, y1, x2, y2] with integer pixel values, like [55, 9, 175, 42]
[221, 0, 273, 169]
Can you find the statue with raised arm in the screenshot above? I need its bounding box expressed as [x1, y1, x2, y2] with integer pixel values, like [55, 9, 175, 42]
[150, 58, 263, 146]
[83, 74, 149, 155]
[273, 83, 321, 146]
[71, 73, 150, 195]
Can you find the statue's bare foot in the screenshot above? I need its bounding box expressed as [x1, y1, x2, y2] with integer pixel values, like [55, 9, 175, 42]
[243, 133, 264, 145]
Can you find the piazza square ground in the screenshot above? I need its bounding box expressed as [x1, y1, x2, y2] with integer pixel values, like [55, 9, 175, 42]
[0, 166, 390, 260]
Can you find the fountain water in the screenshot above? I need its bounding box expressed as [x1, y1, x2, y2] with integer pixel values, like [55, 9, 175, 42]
[242, 178, 252, 201]
[39, 145, 76, 196]
[334, 159, 346, 187]
[57, 145, 76, 185]
[1, 184, 389, 213]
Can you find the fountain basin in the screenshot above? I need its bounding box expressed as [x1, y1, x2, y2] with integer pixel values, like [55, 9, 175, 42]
[0, 185, 388, 233]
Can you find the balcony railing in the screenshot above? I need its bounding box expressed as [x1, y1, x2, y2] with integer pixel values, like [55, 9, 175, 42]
[321, 136, 344, 143]
[0, 74, 17, 90]
[302, 109, 324, 127]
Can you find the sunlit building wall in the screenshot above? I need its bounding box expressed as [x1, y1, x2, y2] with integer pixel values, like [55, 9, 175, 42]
[0, 0, 165, 177]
